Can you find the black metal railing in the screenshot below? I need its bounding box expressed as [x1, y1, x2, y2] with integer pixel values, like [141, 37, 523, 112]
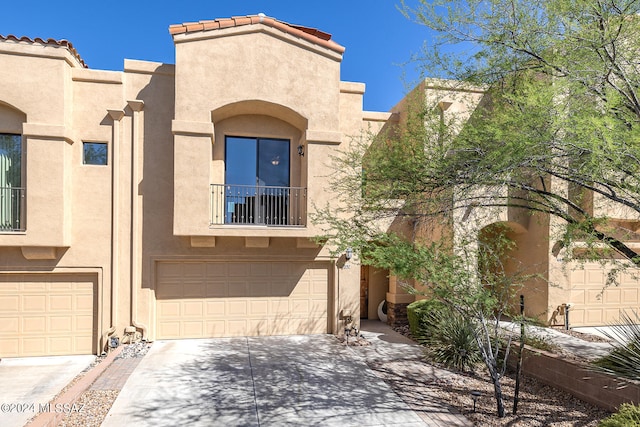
[211, 184, 306, 226]
[0, 186, 25, 232]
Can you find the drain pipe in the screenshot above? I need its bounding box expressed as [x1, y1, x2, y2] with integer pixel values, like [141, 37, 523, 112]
[101, 109, 125, 353]
[127, 100, 148, 340]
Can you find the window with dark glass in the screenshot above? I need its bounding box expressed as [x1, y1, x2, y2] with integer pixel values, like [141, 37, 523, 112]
[223, 136, 292, 225]
[83, 142, 108, 165]
[0, 134, 23, 231]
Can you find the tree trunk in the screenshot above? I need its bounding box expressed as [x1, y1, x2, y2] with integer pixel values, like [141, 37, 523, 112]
[492, 375, 506, 418]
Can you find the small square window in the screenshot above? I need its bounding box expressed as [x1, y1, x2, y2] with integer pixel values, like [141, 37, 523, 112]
[83, 142, 108, 165]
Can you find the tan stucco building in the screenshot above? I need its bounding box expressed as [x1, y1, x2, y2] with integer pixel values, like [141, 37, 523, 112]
[0, 15, 396, 357]
[1, 14, 638, 358]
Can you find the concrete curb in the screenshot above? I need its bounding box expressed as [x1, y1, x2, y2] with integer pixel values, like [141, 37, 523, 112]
[25, 346, 124, 427]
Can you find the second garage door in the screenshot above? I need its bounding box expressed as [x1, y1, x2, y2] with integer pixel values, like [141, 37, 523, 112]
[155, 261, 330, 338]
[0, 274, 96, 357]
[568, 262, 640, 326]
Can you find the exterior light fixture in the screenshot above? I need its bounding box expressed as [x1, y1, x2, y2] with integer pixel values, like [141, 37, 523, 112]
[297, 144, 305, 156]
[345, 247, 353, 260]
[470, 390, 481, 412]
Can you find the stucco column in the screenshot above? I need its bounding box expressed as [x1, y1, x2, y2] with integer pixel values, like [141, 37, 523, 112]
[127, 100, 148, 338]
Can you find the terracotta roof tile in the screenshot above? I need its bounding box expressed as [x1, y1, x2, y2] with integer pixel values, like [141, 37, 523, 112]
[169, 14, 345, 54]
[0, 34, 88, 67]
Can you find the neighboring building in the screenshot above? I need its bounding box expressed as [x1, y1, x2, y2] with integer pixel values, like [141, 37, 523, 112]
[0, 15, 392, 357]
[387, 79, 640, 328]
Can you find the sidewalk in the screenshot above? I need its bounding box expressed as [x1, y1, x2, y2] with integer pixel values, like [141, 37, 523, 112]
[355, 320, 473, 427]
[499, 321, 612, 361]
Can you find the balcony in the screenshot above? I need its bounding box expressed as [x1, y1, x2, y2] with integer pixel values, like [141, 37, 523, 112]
[211, 184, 306, 227]
[0, 186, 25, 232]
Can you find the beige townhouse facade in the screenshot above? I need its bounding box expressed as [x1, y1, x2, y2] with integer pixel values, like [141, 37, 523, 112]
[0, 15, 395, 357]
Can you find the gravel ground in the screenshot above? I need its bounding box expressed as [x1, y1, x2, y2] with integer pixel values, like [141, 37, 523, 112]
[389, 325, 613, 426]
[55, 341, 151, 427]
[57, 390, 119, 427]
[372, 358, 610, 426]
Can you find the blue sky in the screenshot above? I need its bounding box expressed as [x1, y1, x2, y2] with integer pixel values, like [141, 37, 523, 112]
[0, 1, 435, 111]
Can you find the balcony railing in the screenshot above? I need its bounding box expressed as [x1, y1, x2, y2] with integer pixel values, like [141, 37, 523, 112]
[0, 186, 25, 232]
[211, 184, 306, 226]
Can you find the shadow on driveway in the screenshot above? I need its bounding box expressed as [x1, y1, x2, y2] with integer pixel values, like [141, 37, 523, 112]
[102, 335, 427, 426]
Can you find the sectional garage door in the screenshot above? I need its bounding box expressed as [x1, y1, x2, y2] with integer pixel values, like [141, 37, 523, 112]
[568, 262, 640, 326]
[0, 274, 96, 357]
[155, 261, 330, 339]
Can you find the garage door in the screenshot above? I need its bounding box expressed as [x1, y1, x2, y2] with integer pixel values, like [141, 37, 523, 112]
[569, 262, 640, 326]
[156, 261, 329, 338]
[0, 274, 96, 357]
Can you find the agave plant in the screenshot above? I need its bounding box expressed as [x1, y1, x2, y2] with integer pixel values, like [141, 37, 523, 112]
[419, 310, 482, 372]
[593, 310, 640, 382]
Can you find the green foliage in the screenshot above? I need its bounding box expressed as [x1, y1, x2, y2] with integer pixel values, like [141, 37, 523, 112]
[393, 0, 640, 267]
[407, 298, 447, 337]
[599, 403, 640, 427]
[418, 310, 482, 372]
[593, 311, 640, 382]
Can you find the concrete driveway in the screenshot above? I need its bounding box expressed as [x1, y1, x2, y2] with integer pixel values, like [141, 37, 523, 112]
[0, 355, 95, 427]
[102, 334, 430, 427]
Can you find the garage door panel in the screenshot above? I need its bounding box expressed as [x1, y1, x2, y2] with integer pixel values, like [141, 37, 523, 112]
[206, 301, 225, 315]
[76, 294, 94, 310]
[570, 262, 640, 326]
[270, 282, 295, 296]
[183, 321, 203, 336]
[250, 300, 268, 315]
[623, 289, 638, 302]
[248, 319, 270, 335]
[206, 283, 228, 297]
[0, 296, 19, 311]
[50, 295, 73, 311]
[23, 338, 46, 354]
[23, 295, 46, 311]
[23, 316, 46, 333]
[250, 264, 271, 276]
[156, 284, 182, 298]
[158, 301, 180, 316]
[228, 300, 248, 315]
[183, 301, 204, 316]
[156, 261, 328, 339]
[183, 284, 206, 298]
[0, 274, 96, 357]
[604, 288, 621, 304]
[157, 321, 180, 338]
[228, 283, 249, 298]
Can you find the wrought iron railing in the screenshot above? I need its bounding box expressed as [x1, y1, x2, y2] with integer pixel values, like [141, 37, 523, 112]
[211, 184, 306, 226]
[0, 186, 25, 232]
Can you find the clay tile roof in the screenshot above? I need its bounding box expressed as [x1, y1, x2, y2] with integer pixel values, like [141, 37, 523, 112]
[0, 34, 88, 68]
[168, 14, 345, 54]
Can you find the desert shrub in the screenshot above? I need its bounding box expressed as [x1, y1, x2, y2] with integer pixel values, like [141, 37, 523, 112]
[598, 403, 640, 426]
[418, 310, 482, 372]
[407, 298, 447, 337]
[593, 311, 640, 382]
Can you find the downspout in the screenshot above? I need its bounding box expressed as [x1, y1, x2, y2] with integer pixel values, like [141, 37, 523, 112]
[128, 100, 148, 339]
[101, 109, 125, 353]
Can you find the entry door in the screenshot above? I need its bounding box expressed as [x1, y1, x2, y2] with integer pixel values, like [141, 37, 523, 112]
[360, 265, 369, 318]
[225, 137, 290, 224]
